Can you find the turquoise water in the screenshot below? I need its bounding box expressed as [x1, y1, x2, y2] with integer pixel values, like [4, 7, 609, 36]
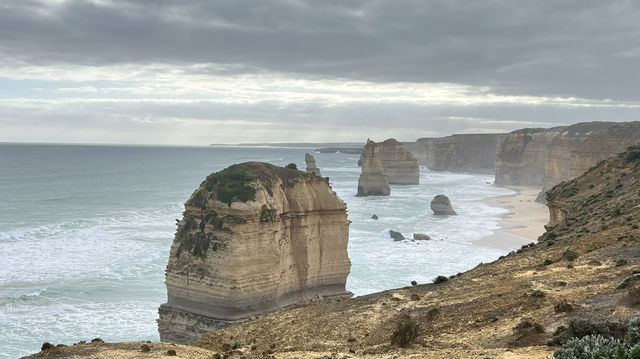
[0, 144, 513, 358]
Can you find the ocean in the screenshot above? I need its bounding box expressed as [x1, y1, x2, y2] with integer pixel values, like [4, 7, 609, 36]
[0, 143, 514, 358]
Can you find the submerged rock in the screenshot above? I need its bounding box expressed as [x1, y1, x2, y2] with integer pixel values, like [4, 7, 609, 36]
[371, 214, 378, 220]
[389, 230, 405, 241]
[413, 233, 431, 240]
[158, 162, 352, 343]
[356, 139, 390, 196]
[305, 153, 322, 177]
[430, 195, 457, 215]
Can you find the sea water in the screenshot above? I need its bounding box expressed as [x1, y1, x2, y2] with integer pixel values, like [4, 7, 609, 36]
[0, 144, 514, 358]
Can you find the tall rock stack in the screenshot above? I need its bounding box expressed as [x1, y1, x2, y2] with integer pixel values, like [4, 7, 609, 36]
[378, 138, 420, 184]
[356, 139, 391, 196]
[305, 153, 322, 177]
[158, 162, 352, 343]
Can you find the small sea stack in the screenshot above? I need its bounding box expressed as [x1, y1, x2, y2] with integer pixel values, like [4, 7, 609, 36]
[356, 139, 391, 196]
[305, 153, 322, 176]
[430, 194, 457, 215]
[158, 162, 352, 343]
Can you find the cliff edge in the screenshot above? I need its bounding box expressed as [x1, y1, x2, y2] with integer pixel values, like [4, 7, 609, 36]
[157, 162, 351, 343]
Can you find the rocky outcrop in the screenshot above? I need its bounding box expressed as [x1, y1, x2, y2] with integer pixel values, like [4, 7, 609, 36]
[356, 140, 390, 196]
[413, 233, 431, 240]
[305, 153, 322, 177]
[158, 162, 351, 343]
[389, 230, 405, 241]
[494, 127, 566, 186]
[378, 139, 420, 184]
[409, 134, 505, 173]
[430, 195, 457, 215]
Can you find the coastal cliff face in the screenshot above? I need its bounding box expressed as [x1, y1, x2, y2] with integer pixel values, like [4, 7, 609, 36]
[569, 122, 640, 179]
[495, 127, 566, 186]
[407, 134, 504, 173]
[158, 162, 351, 343]
[356, 140, 391, 196]
[543, 122, 619, 193]
[378, 138, 419, 184]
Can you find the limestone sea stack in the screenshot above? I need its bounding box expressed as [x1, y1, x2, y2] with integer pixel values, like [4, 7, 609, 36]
[378, 138, 420, 184]
[305, 153, 322, 176]
[430, 195, 457, 215]
[356, 139, 391, 196]
[158, 162, 352, 343]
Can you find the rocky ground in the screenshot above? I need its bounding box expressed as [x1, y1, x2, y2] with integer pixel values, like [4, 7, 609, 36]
[26, 146, 640, 359]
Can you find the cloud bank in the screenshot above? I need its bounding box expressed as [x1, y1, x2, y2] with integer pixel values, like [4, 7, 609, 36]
[1, 0, 639, 144]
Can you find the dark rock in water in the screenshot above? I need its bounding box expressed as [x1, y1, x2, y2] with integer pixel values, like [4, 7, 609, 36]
[371, 214, 378, 220]
[411, 280, 417, 286]
[413, 233, 431, 240]
[389, 230, 405, 241]
[430, 195, 457, 215]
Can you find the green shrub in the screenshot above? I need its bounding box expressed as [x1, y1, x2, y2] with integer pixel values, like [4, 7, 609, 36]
[433, 275, 448, 284]
[285, 163, 297, 169]
[618, 259, 630, 267]
[629, 314, 640, 346]
[531, 290, 546, 298]
[553, 335, 625, 359]
[203, 165, 258, 207]
[625, 146, 640, 163]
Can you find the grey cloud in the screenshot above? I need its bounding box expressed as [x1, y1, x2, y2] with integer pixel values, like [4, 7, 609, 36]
[1, 1, 640, 100]
[2, 97, 638, 144]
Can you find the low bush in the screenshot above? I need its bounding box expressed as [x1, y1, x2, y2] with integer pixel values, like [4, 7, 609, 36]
[433, 275, 448, 284]
[390, 316, 418, 348]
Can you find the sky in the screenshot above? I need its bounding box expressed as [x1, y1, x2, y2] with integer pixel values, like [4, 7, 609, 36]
[1, 0, 640, 145]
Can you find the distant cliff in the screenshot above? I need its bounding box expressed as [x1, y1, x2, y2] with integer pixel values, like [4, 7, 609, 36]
[494, 127, 564, 186]
[408, 134, 505, 174]
[158, 162, 351, 343]
[495, 121, 640, 191]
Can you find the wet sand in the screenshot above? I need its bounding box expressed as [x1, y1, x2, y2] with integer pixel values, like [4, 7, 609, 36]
[475, 185, 549, 251]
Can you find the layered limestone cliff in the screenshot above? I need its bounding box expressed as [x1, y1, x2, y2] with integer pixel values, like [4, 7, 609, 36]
[542, 122, 618, 194]
[356, 140, 390, 196]
[410, 134, 505, 173]
[305, 153, 322, 177]
[494, 127, 566, 186]
[378, 138, 420, 184]
[158, 162, 351, 343]
[569, 122, 640, 179]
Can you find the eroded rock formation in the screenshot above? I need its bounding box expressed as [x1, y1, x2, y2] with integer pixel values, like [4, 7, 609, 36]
[430, 195, 457, 215]
[356, 140, 390, 196]
[305, 153, 322, 177]
[158, 162, 351, 343]
[378, 139, 420, 184]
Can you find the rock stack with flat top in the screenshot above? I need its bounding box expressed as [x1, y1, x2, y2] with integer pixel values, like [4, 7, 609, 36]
[378, 138, 420, 184]
[356, 139, 391, 196]
[158, 162, 352, 343]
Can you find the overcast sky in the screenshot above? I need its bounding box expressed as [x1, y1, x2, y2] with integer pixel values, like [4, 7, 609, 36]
[1, 0, 640, 144]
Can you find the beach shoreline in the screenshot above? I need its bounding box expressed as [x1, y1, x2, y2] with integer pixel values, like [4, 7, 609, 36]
[474, 185, 550, 251]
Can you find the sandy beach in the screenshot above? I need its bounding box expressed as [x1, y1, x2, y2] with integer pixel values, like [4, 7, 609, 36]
[475, 185, 550, 251]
